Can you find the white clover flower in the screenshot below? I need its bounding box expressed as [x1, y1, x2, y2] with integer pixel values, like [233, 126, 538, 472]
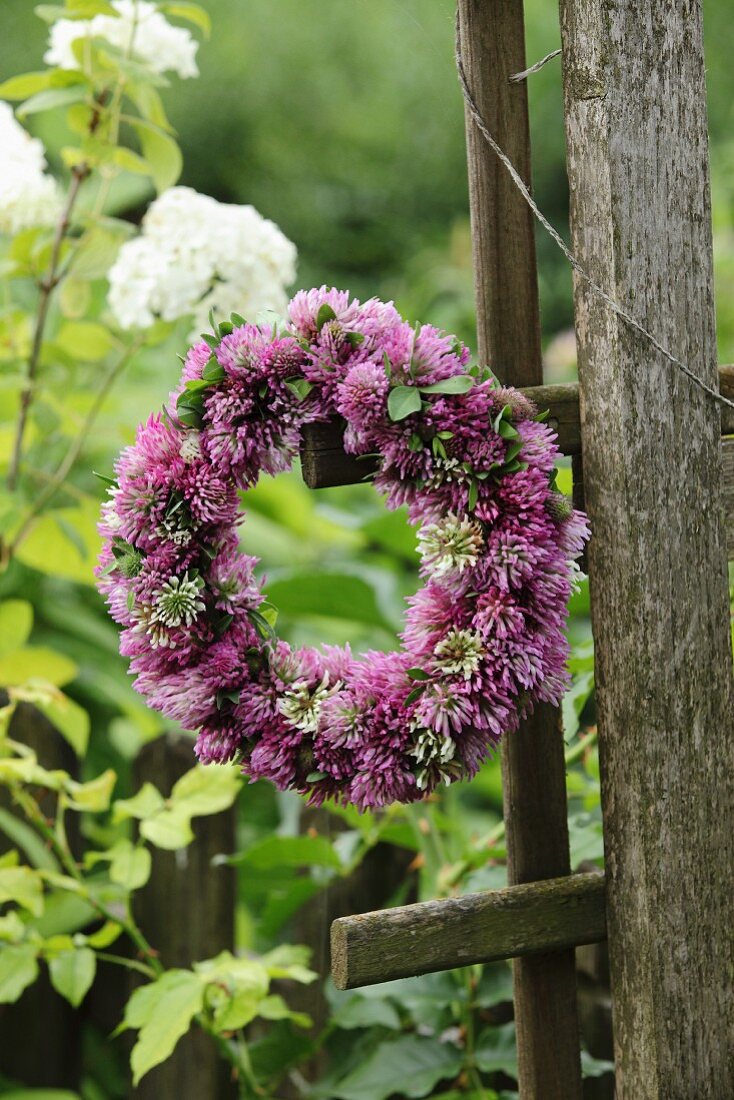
[45, 0, 199, 79]
[179, 431, 202, 463]
[417, 513, 484, 577]
[278, 675, 335, 734]
[153, 571, 205, 628]
[0, 103, 60, 235]
[107, 187, 297, 337]
[131, 603, 172, 649]
[410, 724, 459, 790]
[433, 628, 485, 680]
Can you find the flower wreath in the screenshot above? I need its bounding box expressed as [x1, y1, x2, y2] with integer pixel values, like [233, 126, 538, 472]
[97, 288, 588, 810]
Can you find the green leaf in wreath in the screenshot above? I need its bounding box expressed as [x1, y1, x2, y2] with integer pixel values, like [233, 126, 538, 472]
[387, 385, 422, 422]
[419, 375, 474, 395]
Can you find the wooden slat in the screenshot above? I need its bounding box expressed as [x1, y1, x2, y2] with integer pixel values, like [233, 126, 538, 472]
[561, 0, 734, 1092]
[331, 871, 606, 990]
[300, 370, 734, 561]
[458, 3, 584, 1093]
[300, 366, 734, 482]
[723, 438, 734, 560]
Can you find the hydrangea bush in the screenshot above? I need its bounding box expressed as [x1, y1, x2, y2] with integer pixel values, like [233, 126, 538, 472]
[0, 0, 294, 565]
[98, 288, 588, 809]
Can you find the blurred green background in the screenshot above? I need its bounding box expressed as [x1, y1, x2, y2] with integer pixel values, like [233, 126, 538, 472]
[0, 2, 730, 1095]
[3, 0, 734, 360]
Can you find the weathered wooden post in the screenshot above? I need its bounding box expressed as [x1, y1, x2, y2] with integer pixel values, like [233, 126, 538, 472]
[559, 1, 734, 1094]
[132, 734, 238, 1100]
[457, 2, 583, 1096]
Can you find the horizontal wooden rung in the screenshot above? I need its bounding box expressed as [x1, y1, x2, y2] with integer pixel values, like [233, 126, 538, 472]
[330, 870, 606, 990]
[301, 368, 734, 560]
[301, 367, 734, 488]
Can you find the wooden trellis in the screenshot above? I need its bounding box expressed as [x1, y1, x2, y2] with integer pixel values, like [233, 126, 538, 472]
[301, 2, 734, 1097]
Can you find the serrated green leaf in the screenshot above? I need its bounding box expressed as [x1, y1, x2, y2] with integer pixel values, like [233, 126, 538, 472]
[110, 146, 151, 176]
[0, 600, 33, 658]
[31, 690, 90, 755]
[256, 993, 311, 1028]
[14, 503, 101, 586]
[66, 768, 115, 810]
[140, 806, 194, 851]
[387, 385, 422, 422]
[169, 764, 241, 817]
[407, 668, 430, 681]
[0, 865, 44, 916]
[48, 947, 95, 1007]
[126, 970, 204, 1085]
[109, 841, 151, 890]
[0, 944, 39, 1004]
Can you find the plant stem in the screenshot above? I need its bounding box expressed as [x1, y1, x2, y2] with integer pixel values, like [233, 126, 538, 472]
[95, 950, 158, 980]
[8, 336, 143, 557]
[7, 164, 88, 492]
[443, 728, 599, 891]
[11, 785, 163, 976]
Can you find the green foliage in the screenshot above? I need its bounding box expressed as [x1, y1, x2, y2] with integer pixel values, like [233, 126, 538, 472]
[0, 3, 617, 1096]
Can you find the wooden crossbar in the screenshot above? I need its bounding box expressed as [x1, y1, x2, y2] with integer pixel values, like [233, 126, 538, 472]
[331, 871, 606, 990]
[300, 367, 734, 559]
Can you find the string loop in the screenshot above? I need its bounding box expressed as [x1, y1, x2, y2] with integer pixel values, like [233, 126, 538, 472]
[455, 9, 734, 414]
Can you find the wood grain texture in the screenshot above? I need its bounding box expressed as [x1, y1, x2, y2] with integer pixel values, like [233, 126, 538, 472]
[331, 871, 606, 990]
[300, 366, 733, 480]
[0, 703, 82, 1091]
[301, 375, 734, 561]
[560, 1, 734, 1095]
[724, 438, 734, 560]
[457, 2, 583, 1096]
[132, 735, 237, 1100]
[457, 0, 541, 375]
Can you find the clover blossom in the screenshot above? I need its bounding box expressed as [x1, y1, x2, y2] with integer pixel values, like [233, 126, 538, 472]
[153, 572, 205, 629]
[433, 629, 485, 680]
[417, 514, 484, 578]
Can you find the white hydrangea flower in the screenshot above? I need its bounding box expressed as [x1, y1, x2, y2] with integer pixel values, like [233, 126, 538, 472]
[0, 103, 60, 234]
[278, 675, 335, 734]
[44, 0, 199, 79]
[107, 187, 297, 336]
[417, 513, 484, 577]
[433, 628, 485, 680]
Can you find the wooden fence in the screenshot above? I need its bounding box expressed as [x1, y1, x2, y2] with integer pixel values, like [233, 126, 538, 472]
[306, 1, 734, 1097]
[2, 2, 732, 1098]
